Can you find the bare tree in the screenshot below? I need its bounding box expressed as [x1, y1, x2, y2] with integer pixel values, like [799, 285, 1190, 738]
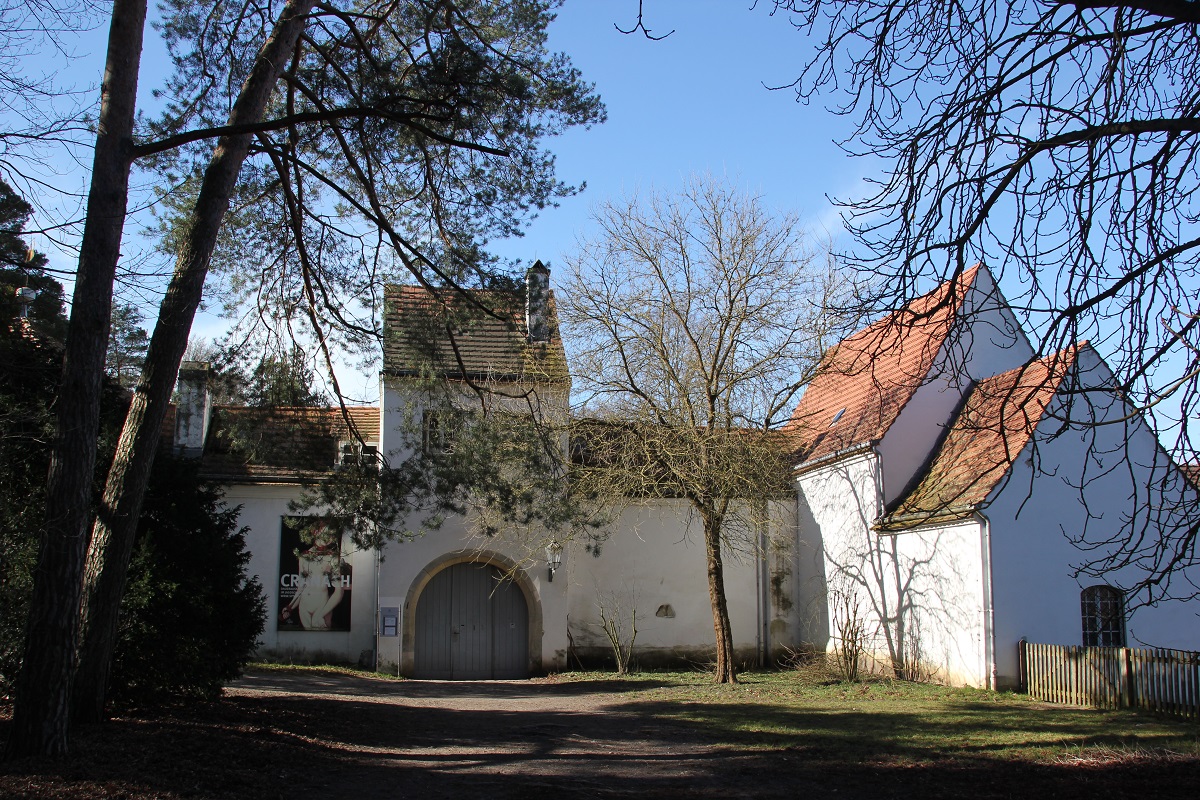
[562, 175, 842, 683]
[0, 1, 103, 181]
[778, 1, 1200, 596]
[595, 587, 639, 675]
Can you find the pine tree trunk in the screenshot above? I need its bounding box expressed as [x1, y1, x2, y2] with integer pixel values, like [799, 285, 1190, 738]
[701, 509, 739, 684]
[3, 0, 148, 759]
[72, 0, 318, 724]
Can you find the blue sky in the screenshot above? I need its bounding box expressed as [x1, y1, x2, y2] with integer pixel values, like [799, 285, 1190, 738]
[491, 1, 864, 267]
[17, 2, 867, 401]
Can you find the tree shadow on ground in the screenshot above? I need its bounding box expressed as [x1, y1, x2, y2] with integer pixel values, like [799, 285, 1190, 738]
[2, 673, 1197, 799]
[233, 670, 675, 699]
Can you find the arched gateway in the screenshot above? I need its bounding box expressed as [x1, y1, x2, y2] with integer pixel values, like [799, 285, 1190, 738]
[411, 559, 532, 679]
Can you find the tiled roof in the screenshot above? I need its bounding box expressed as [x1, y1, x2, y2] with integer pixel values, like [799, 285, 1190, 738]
[199, 405, 380, 483]
[879, 345, 1081, 529]
[1182, 462, 1200, 491]
[383, 284, 569, 383]
[787, 266, 981, 465]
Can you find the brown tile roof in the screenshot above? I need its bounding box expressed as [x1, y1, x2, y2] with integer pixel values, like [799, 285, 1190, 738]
[383, 284, 569, 383]
[1180, 462, 1200, 492]
[787, 265, 981, 465]
[879, 345, 1082, 529]
[199, 405, 380, 483]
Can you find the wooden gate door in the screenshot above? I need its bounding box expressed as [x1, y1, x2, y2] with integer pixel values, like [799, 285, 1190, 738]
[413, 562, 529, 679]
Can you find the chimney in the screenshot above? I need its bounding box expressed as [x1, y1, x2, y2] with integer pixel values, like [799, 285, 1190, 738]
[525, 261, 551, 343]
[174, 361, 212, 457]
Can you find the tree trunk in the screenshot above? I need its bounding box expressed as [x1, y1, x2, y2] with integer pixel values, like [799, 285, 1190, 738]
[701, 509, 739, 684]
[72, 0, 318, 724]
[3, 0, 148, 759]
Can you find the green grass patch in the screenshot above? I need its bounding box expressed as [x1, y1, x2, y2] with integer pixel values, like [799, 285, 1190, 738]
[247, 661, 407, 681]
[545, 668, 1200, 765]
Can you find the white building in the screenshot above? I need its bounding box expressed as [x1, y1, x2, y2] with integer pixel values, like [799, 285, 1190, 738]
[789, 266, 1199, 688]
[177, 263, 1198, 683]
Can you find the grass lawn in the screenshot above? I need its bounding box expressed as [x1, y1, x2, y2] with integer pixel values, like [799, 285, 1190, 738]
[547, 667, 1200, 765]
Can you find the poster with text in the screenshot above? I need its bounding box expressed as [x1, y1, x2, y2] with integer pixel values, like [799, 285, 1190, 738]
[277, 517, 352, 632]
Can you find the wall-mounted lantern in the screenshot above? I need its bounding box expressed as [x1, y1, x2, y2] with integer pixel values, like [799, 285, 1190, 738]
[545, 540, 563, 582]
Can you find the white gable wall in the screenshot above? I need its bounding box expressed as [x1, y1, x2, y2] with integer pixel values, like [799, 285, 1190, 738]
[985, 346, 1200, 686]
[795, 451, 887, 659]
[876, 370, 963, 509]
[880, 519, 989, 686]
[796, 451, 991, 686]
[379, 376, 570, 466]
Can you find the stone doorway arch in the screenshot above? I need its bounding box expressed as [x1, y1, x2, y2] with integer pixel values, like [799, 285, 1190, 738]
[402, 551, 542, 678]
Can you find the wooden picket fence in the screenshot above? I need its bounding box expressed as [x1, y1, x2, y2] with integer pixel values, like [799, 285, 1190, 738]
[1019, 639, 1200, 720]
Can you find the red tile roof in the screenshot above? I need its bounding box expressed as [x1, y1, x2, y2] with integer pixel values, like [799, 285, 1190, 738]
[383, 284, 568, 383]
[1182, 462, 1200, 491]
[787, 266, 981, 465]
[880, 345, 1082, 528]
[199, 405, 380, 483]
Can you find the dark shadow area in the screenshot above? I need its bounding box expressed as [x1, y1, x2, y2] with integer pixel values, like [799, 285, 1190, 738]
[2, 671, 1197, 799]
[231, 670, 678, 698]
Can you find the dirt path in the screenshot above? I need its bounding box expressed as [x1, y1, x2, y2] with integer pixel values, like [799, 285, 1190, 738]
[225, 670, 750, 798]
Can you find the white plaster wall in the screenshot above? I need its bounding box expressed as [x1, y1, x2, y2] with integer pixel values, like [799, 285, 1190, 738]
[877, 372, 964, 508]
[374, 375, 571, 674]
[795, 451, 881, 650]
[885, 521, 987, 686]
[952, 265, 1035, 381]
[796, 451, 989, 686]
[564, 499, 784, 665]
[379, 376, 569, 465]
[221, 482, 379, 664]
[986, 346, 1200, 685]
[379, 379, 414, 463]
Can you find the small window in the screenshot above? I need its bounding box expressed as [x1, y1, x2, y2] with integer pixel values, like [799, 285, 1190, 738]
[830, 407, 846, 426]
[337, 441, 378, 467]
[1081, 585, 1125, 647]
[422, 411, 454, 455]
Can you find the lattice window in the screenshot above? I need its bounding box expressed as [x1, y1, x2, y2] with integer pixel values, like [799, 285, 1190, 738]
[337, 440, 378, 467]
[1081, 585, 1125, 647]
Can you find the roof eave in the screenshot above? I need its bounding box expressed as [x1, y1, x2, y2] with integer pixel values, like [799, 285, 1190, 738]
[874, 503, 983, 533]
[198, 470, 329, 485]
[383, 368, 570, 384]
[793, 440, 879, 477]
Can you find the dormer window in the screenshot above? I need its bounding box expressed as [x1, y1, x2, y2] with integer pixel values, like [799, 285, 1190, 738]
[338, 440, 378, 467]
